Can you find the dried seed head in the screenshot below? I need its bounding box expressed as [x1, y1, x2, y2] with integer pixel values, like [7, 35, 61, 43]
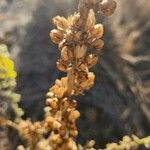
[91, 39, 104, 50]
[85, 10, 96, 31]
[52, 16, 70, 30]
[61, 46, 73, 61]
[90, 24, 104, 39]
[74, 44, 87, 59]
[86, 54, 98, 67]
[100, 0, 117, 16]
[50, 29, 63, 44]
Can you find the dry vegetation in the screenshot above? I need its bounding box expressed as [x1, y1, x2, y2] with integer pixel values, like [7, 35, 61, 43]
[0, 0, 150, 150]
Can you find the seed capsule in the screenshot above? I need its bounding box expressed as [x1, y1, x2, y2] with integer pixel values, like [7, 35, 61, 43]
[61, 46, 73, 61]
[57, 59, 68, 72]
[74, 44, 87, 59]
[90, 24, 104, 39]
[91, 39, 104, 50]
[100, 0, 117, 16]
[50, 29, 63, 44]
[85, 10, 96, 31]
[52, 16, 70, 30]
[86, 54, 98, 67]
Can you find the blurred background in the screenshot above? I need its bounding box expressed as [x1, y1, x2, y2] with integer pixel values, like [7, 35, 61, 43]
[0, 0, 150, 149]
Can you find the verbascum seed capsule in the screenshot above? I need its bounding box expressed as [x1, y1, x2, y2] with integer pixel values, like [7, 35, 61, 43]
[91, 39, 104, 50]
[57, 60, 67, 72]
[86, 54, 98, 67]
[74, 44, 87, 59]
[61, 46, 73, 61]
[85, 10, 95, 31]
[100, 0, 117, 16]
[50, 29, 63, 44]
[90, 24, 104, 39]
[52, 16, 70, 30]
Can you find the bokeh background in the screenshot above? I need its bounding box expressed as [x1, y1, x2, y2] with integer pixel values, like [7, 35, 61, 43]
[0, 0, 150, 149]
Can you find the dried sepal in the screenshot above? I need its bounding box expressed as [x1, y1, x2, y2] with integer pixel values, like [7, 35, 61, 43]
[91, 39, 104, 50]
[84, 10, 96, 31]
[50, 29, 64, 44]
[61, 46, 73, 62]
[86, 54, 98, 68]
[52, 16, 70, 30]
[89, 24, 104, 39]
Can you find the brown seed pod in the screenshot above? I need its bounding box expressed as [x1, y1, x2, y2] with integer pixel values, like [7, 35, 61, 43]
[99, 0, 117, 16]
[86, 54, 98, 67]
[91, 39, 104, 50]
[74, 44, 87, 59]
[89, 24, 104, 39]
[52, 16, 70, 30]
[61, 46, 73, 61]
[50, 29, 64, 44]
[56, 59, 68, 72]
